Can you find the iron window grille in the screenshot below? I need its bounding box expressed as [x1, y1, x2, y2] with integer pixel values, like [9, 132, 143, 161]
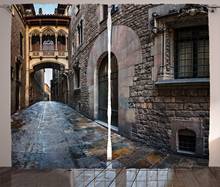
[175, 26, 209, 79]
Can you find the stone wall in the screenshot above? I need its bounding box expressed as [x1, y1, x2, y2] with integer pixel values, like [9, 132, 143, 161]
[130, 82, 209, 155]
[29, 69, 45, 104]
[69, 4, 209, 157]
[11, 5, 27, 114]
[69, 4, 151, 116]
[69, 5, 99, 116]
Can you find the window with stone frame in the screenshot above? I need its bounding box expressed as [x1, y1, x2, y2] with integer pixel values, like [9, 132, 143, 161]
[150, 5, 209, 83]
[175, 26, 209, 79]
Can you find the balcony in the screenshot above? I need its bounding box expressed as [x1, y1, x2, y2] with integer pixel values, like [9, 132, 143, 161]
[29, 50, 68, 58]
[29, 28, 68, 59]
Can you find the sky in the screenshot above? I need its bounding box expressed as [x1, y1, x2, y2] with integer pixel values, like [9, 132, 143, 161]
[34, 4, 58, 15]
[34, 4, 57, 88]
[44, 69, 53, 88]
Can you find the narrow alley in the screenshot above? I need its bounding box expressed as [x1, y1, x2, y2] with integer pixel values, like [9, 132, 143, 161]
[11, 101, 207, 169]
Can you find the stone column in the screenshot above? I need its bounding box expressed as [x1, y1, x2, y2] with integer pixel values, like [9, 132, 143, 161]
[40, 33, 42, 51]
[29, 34, 32, 51]
[55, 33, 58, 51]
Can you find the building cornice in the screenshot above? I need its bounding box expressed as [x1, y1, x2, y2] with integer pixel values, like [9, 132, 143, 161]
[25, 15, 71, 27]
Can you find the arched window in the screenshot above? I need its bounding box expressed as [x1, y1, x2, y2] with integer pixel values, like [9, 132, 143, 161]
[178, 129, 196, 153]
[43, 40, 54, 51]
[76, 19, 83, 47]
[42, 28, 55, 52]
[31, 30, 40, 51]
[57, 30, 67, 51]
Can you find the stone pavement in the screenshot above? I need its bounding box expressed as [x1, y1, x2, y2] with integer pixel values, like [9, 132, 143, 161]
[11, 101, 208, 169]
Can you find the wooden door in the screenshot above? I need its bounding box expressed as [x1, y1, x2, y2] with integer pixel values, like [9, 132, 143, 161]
[98, 54, 118, 126]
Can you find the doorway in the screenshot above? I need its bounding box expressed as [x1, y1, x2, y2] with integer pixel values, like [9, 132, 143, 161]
[98, 54, 118, 126]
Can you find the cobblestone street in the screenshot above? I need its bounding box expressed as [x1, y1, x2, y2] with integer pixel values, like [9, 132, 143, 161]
[11, 101, 208, 169]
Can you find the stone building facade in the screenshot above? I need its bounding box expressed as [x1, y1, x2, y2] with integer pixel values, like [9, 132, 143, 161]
[25, 8, 70, 104]
[51, 68, 69, 103]
[11, 4, 71, 109]
[11, 5, 34, 113]
[69, 4, 209, 157]
[29, 69, 45, 103]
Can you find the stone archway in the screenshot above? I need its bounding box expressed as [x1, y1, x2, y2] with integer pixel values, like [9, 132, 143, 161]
[87, 25, 142, 137]
[30, 61, 66, 104]
[33, 61, 65, 71]
[30, 59, 68, 72]
[28, 57, 68, 105]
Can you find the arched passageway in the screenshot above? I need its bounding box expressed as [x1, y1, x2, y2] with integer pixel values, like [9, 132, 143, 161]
[33, 62, 64, 72]
[30, 62, 67, 104]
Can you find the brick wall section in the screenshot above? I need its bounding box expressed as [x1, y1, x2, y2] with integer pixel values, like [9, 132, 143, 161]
[11, 5, 26, 114]
[69, 4, 209, 156]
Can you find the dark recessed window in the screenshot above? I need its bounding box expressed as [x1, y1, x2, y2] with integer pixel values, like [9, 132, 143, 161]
[20, 32, 23, 57]
[77, 19, 83, 46]
[74, 68, 80, 89]
[103, 5, 108, 20]
[32, 35, 40, 51]
[111, 4, 119, 14]
[175, 26, 209, 79]
[178, 129, 196, 153]
[75, 5, 80, 15]
[102, 4, 119, 20]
